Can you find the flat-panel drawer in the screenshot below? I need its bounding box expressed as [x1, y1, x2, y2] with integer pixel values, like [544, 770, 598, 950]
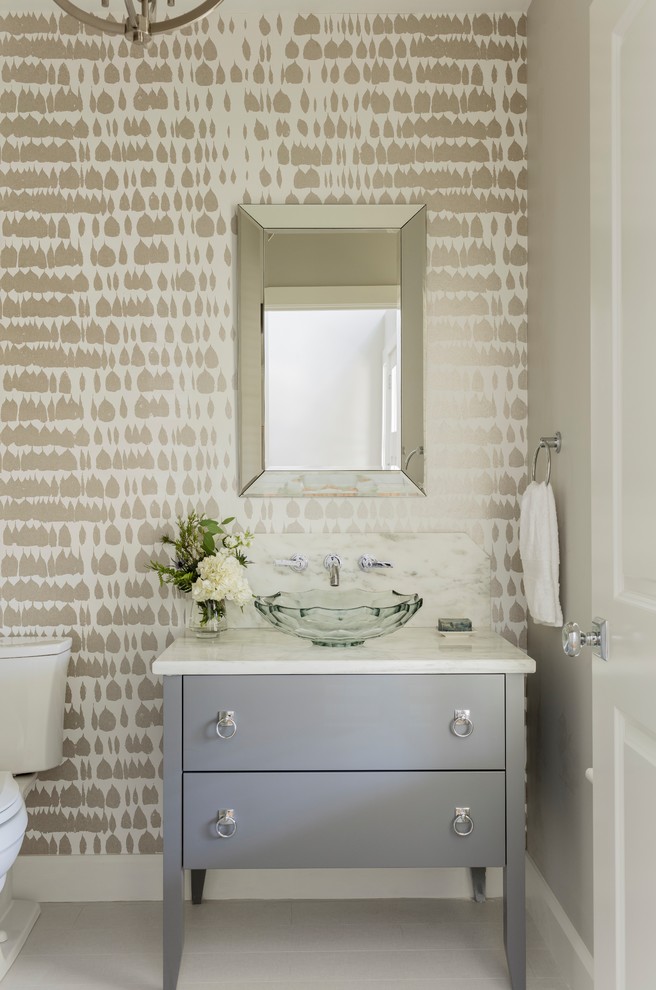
[182, 770, 506, 869]
[182, 674, 505, 771]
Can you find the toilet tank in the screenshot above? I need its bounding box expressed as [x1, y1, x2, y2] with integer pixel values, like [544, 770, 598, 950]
[0, 637, 71, 774]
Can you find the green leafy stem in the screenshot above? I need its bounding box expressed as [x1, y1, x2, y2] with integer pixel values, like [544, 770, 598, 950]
[149, 511, 241, 594]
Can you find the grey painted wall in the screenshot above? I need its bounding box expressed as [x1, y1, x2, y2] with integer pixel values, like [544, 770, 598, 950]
[526, 0, 593, 952]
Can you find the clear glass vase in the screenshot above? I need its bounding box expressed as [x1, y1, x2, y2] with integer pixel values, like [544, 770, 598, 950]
[188, 599, 226, 639]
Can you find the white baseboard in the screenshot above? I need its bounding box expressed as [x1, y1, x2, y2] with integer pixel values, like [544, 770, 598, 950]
[13, 855, 503, 903]
[526, 855, 593, 990]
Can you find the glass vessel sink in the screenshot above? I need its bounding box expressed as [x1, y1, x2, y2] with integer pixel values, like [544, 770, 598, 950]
[253, 590, 423, 647]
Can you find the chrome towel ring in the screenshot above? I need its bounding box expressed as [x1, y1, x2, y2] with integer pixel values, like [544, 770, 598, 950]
[531, 432, 562, 485]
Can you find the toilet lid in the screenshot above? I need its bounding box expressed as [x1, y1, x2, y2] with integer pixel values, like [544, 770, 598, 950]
[0, 636, 72, 659]
[0, 772, 22, 825]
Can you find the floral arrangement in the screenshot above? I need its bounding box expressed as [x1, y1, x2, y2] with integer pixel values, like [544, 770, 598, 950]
[150, 512, 253, 628]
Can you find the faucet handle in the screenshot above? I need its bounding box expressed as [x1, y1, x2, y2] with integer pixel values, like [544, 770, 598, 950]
[358, 554, 394, 570]
[273, 553, 309, 572]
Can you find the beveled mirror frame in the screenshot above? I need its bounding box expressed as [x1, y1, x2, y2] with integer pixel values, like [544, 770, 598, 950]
[238, 204, 426, 497]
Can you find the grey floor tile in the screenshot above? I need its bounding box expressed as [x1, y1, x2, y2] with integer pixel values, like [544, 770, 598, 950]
[20, 923, 161, 956]
[290, 916, 404, 939]
[0, 954, 51, 989]
[286, 924, 408, 952]
[400, 921, 504, 949]
[29, 902, 83, 930]
[185, 900, 293, 927]
[180, 949, 291, 983]
[180, 947, 511, 984]
[284, 948, 511, 982]
[527, 980, 570, 990]
[184, 925, 285, 954]
[185, 921, 407, 954]
[527, 949, 565, 979]
[75, 901, 163, 931]
[6, 898, 570, 990]
[31, 951, 161, 989]
[290, 898, 503, 926]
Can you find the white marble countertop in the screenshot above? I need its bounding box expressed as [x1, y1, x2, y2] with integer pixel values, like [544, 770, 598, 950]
[152, 627, 534, 675]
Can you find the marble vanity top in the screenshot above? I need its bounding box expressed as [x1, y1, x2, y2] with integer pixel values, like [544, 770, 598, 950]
[152, 627, 534, 676]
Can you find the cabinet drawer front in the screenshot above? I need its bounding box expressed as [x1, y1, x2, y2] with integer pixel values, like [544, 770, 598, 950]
[182, 674, 505, 771]
[183, 770, 506, 869]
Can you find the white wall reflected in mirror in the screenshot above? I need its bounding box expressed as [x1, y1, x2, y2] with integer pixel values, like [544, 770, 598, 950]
[264, 308, 400, 471]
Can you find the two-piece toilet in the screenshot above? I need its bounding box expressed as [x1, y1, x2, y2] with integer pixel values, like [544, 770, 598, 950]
[0, 636, 71, 980]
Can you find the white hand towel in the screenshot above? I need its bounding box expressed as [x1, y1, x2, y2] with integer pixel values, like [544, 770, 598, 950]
[519, 480, 563, 627]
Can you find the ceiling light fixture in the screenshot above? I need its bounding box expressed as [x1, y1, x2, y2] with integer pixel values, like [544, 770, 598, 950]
[52, 0, 225, 44]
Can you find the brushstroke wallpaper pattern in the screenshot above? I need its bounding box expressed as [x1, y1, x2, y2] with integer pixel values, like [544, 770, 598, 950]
[0, 10, 527, 855]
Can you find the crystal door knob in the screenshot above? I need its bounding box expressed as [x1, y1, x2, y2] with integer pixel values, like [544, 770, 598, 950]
[562, 622, 585, 657]
[562, 618, 608, 660]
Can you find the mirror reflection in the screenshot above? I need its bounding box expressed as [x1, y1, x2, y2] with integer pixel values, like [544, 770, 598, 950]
[237, 204, 426, 497]
[263, 228, 401, 472]
[265, 308, 401, 471]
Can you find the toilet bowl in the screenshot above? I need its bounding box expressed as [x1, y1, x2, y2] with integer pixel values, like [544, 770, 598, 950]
[0, 635, 71, 980]
[0, 775, 27, 896]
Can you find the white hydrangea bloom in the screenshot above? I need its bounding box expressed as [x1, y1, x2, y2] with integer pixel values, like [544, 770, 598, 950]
[191, 550, 252, 607]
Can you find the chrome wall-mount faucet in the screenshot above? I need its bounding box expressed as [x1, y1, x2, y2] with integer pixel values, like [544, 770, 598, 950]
[324, 554, 342, 587]
[274, 552, 394, 585]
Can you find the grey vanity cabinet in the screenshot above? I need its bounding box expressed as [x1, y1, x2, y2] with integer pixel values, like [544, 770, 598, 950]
[163, 670, 528, 990]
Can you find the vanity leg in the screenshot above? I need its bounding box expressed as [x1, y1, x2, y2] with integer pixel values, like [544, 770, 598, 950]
[163, 676, 185, 990]
[470, 867, 486, 903]
[503, 674, 527, 990]
[191, 870, 206, 905]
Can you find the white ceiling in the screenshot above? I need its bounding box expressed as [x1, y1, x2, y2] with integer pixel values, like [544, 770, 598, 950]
[1, 1, 531, 15]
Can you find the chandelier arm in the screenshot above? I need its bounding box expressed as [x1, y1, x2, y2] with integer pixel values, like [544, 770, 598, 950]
[124, 0, 139, 29]
[51, 0, 126, 35]
[147, 0, 226, 34]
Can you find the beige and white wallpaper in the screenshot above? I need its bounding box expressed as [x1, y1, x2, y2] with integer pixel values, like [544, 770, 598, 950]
[0, 10, 527, 855]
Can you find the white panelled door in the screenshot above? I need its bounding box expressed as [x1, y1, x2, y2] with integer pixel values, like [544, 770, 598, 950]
[590, 0, 656, 987]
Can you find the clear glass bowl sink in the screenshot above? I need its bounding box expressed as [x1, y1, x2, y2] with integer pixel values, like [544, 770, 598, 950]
[253, 590, 423, 647]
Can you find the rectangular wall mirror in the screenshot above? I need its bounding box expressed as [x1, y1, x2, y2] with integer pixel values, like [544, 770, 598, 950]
[238, 204, 426, 497]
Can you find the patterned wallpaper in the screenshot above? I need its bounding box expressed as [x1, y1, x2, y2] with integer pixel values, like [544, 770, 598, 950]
[0, 10, 527, 855]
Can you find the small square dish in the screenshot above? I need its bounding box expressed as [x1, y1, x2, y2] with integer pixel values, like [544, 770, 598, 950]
[437, 618, 473, 639]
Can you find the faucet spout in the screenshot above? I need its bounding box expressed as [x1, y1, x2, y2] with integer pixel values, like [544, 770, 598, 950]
[324, 554, 342, 587]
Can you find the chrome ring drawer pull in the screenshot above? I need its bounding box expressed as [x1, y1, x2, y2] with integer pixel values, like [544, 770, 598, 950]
[452, 807, 474, 837]
[216, 711, 237, 740]
[451, 709, 473, 738]
[215, 809, 237, 839]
